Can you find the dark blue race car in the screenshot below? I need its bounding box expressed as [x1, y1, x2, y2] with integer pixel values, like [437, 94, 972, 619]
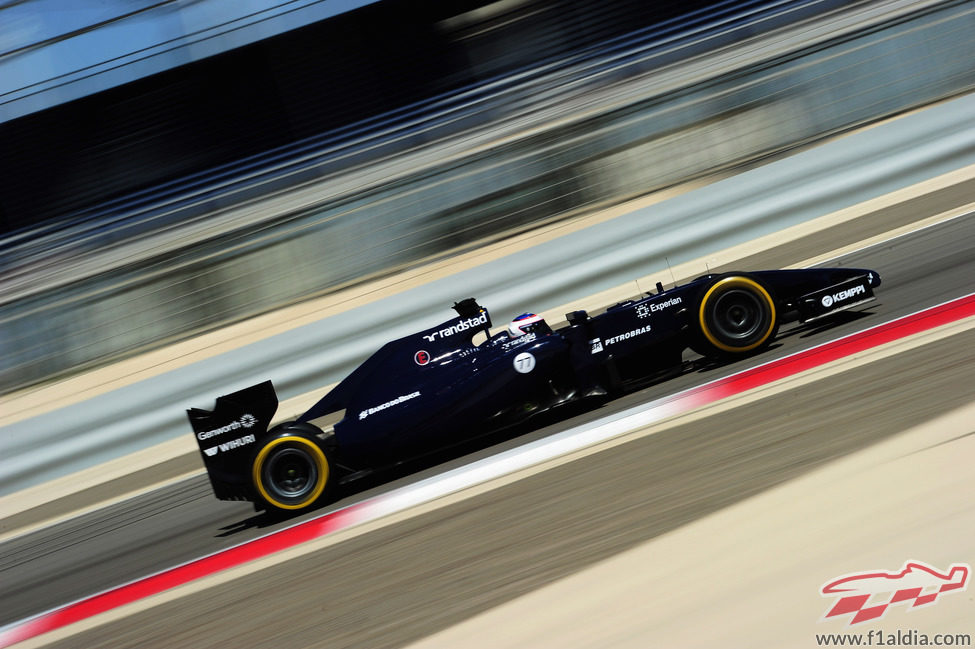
[188, 266, 880, 513]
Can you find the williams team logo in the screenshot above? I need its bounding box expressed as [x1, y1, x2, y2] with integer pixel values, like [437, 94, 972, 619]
[820, 560, 970, 625]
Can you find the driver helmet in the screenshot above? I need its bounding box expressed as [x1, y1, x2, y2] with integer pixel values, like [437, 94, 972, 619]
[508, 312, 552, 337]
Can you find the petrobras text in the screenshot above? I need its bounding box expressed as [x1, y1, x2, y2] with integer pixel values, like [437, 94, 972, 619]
[360, 391, 421, 420]
[604, 325, 652, 346]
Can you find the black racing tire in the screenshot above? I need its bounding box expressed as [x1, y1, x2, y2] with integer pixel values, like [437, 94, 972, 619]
[252, 430, 332, 512]
[696, 275, 778, 357]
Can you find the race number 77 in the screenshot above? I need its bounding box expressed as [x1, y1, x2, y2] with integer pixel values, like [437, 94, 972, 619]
[513, 352, 536, 374]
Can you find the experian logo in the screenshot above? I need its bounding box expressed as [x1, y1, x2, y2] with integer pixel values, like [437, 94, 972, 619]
[197, 413, 258, 440]
[637, 296, 682, 319]
[821, 284, 866, 308]
[650, 296, 682, 312]
[422, 312, 488, 342]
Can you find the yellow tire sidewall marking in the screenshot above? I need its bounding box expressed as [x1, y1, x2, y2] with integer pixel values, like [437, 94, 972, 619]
[698, 277, 776, 353]
[252, 435, 329, 510]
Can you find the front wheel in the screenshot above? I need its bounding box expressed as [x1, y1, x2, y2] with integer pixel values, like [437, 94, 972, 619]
[252, 432, 332, 512]
[696, 276, 778, 357]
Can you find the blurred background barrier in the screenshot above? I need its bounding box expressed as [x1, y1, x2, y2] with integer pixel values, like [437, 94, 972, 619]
[2, 91, 974, 495]
[0, 0, 884, 298]
[0, 0, 856, 229]
[2, 0, 973, 394]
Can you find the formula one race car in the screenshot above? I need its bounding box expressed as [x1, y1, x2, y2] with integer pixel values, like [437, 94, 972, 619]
[188, 266, 880, 513]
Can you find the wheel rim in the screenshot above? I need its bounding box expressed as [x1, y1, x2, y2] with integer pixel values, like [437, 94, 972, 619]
[253, 436, 329, 510]
[711, 289, 764, 342]
[698, 277, 776, 353]
[264, 448, 317, 500]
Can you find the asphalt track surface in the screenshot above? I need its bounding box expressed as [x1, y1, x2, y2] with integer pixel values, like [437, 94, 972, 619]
[2, 206, 973, 646]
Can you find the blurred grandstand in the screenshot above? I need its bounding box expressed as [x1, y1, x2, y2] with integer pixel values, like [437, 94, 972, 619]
[1, 0, 973, 393]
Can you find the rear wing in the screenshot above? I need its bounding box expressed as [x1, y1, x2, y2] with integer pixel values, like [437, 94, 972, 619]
[187, 380, 278, 500]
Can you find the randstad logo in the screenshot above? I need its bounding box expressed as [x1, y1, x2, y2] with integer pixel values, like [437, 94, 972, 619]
[820, 560, 971, 625]
[422, 312, 488, 342]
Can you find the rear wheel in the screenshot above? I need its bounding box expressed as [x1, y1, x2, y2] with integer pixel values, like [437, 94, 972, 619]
[697, 276, 777, 356]
[252, 434, 331, 512]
